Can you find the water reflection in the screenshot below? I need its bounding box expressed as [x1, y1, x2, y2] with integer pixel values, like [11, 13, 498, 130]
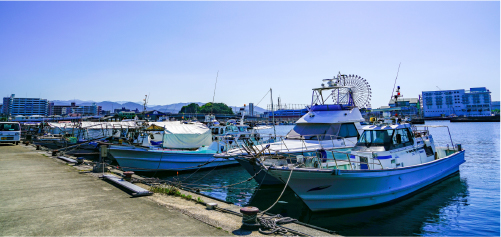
[249, 173, 468, 236]
[158, 165, 260, 205]
[153, 123, 498, 236]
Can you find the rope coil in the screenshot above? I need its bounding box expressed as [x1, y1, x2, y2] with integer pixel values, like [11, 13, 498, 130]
[257, 214, 298, 235]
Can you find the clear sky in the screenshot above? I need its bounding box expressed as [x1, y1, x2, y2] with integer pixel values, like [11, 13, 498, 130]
[0, 1, 499, 108]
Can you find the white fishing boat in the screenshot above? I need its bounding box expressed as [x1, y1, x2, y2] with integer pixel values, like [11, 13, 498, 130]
[209, 119, 262, 143]
[108, 119, 263, 172]
[215, 73, 372, 185]
[261, 118, 465, 211]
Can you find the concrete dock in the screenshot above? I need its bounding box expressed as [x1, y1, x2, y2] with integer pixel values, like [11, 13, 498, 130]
[0, 144, 227, 236]
[0, 144, 335, 236]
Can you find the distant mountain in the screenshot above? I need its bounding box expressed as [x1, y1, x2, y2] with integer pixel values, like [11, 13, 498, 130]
[51, 100, 144, 112]
[94, 101, 145, 112]
[51, 99, 96, 106]
[50, 100, 267, 114]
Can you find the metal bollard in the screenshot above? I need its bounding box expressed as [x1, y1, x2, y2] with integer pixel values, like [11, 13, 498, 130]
[206, 203, 218, 210]
[123, 171, 134, 181]
[240, 206, 260, 230]
[92, 162, 107, 173]
[76, 157, 84, 165]
[36, 145, 40, 150]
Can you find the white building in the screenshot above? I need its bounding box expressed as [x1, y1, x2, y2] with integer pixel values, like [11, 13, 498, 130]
[422, 87, 492, 117]
[71, 103, 98, 115]
[388, 97, 421, 116]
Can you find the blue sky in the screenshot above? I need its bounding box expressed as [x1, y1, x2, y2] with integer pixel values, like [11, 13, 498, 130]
[0, 1, 499, 109]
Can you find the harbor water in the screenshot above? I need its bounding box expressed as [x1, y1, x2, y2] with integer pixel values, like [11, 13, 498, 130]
[159, 121, 500, 236]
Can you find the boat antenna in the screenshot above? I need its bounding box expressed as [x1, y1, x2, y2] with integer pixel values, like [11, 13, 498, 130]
[211, 71, 219, 115]
[390, 62, 401, 101]
[142, 94, 149, 112]
[270, 88, 276, 137]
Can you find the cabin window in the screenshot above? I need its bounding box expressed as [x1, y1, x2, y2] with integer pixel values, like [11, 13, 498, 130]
[286, 123, 341, 140]
[392, 129, 413, 148]
[357, 130, 394, 149]
[338, 123, 358, 138]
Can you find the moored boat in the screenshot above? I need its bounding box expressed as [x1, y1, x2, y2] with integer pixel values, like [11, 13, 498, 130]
[108, 120, 265, 172]
[261, 121, 465, 211]
[216, 73, 372, 185]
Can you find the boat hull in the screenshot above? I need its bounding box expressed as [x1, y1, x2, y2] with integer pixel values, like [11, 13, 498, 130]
[34, 140, 76, 149]
[267, 150, 465, 211]
[108, 146, 238, 172]
[235, 157, 283, 185]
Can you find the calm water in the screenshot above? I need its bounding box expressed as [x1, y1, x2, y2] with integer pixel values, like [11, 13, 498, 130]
[159, 122, 500, 236]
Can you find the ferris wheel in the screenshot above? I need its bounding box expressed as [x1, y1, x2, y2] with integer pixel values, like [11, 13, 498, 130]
[329, 73, 372, 108]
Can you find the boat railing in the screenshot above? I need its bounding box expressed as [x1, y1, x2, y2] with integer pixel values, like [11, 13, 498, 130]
[238, 134, 382, 170]
[305, 150, 384, 170]
[233, 133, 356, 157]
[326, 150, 384, 170]
[412, 125, 460, 151]
[257, 149, 384, 171]
[212, 133, 278, 153]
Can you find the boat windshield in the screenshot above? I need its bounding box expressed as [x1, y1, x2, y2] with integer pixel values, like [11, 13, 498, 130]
[286, 123, 353, 140]
[211, 127, 224, 135]
[0, 123, 20, 131]
[357, 130, 394, 149]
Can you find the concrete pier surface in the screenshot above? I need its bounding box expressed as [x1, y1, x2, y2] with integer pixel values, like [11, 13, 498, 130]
[0, 144, 227, 236]
[0, 144, 335, 236]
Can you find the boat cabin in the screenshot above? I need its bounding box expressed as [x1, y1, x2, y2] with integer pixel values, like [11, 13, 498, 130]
[286, 122, 359, 140]
[353, 123, 415, 151]
[210, 124, 248, 135]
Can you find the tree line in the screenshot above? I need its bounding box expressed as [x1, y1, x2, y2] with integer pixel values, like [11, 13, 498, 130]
[179, 103, 234, 115]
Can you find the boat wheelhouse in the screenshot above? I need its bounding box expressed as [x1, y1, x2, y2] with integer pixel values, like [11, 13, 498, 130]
[217, 73, 371, 185]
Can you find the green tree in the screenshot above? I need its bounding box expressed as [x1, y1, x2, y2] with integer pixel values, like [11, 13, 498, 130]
[179, 103, 200, 114]
[199, 103, 234, 114]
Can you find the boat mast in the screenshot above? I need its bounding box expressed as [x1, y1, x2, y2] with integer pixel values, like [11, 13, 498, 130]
[142, 94, 149, 116]
[270, 88, 276, 137]
[211, 71, 219, 117]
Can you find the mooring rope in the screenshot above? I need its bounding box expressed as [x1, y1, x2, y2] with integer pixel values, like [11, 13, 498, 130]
[133, 167, 263, 192]
[115, 158, 218, 172]
[179, 169, 263, 190]
[176, 158, 219, 183]
[260, 166, 295, 214]
[179, 158, 226, 184]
